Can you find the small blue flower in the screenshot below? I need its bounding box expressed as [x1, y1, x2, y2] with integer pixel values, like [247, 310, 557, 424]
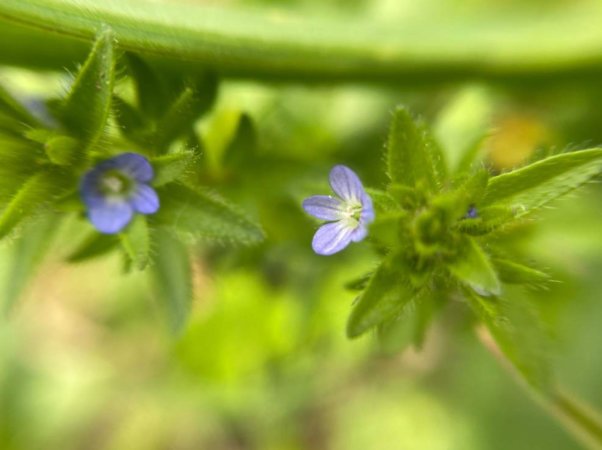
[303, 165, 374, 255]
[80, 152, 159, 234]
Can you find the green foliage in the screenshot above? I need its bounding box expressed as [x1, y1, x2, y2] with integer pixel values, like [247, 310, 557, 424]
[2, 215, 59, 315]
[120, 215, 150, 270]
[150, 228, 192, 335]
[58, 29, 115, 149]
[155, 184, 264, 245]
[386, 106, 444, 193]
[0, 82, 40, 128]
[66, 231, 120, 262]
[449, 237, 501, 296]
[482, 149, 602, 217]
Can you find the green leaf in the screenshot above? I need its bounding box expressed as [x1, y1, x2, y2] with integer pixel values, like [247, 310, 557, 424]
[364, 188, 400, 213]
[153, 74, 218, 151]
[2, 215, 59, 315]
[59, 29, 115, 148]
[151, 151, 195, 186]
[154, 184, 264, 245]
[449, 237, 501, 296]
[482, 149, 602, 216]
[435, 85, 493, 174]
[347, 253, 419, 338]
[150, 228, 192, 335]
[119, 215, 150, 270]
[0, 135, 43, 202]
[112, 95, 147, 143]
[44, 135, 80, 166]
[67, 231, 120, 263]
[466, 288, 552, 390]
[125, 52, 169, 119]
[386, 106, 445, 193]
[492, 258, 551, 287]
[222, 113, 257, 167]
[0, 82, 41, 128]
[0, 169, 66, 240]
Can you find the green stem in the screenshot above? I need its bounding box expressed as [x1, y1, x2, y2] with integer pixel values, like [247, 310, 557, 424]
[3, 0, 602, 83]
[478, 327, 602, 450]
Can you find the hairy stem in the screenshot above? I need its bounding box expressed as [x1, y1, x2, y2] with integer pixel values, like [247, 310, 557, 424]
[2, 0, 602, 83]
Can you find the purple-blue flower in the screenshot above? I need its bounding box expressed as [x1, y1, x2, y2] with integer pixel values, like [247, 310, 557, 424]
[80, 152, 159, 234]
[303, 165, 374, 255]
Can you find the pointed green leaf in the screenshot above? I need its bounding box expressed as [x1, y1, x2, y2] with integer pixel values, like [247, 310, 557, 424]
[449, 237, 501, 296]
[67, 231, 120, 263]
[482, 149, 602, 216]
[222, 113, 257, 167]
[154, 184, 264, 245]
[2, 215, 60, 315]
[119, 215, 150, 270]
[466, 288, 551, 390]
[112, 95, 148, 143]
[150, 229, 192, 335]
[151, 151, 195, 186]
[0, 135, 43, 202]
[154, 74, 218, 151]
[435, 85, 493, 174]
[44, 135, 80, 166]
[125, 53, 169, 119]
[0, 169, 66, 240]
[386, 106, 445, 193]
[492, 258, 551, 287]
[347, 253, 418, 338]
[59, 29, 115, 148]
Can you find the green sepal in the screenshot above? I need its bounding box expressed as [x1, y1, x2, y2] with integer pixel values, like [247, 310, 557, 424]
[347, 253, 420, 338]
[465, 288, 552, 391]
[67, 231, 120, 263]
[119, 215, 150, 270]
[59, 29, 115, 149]
[434, 85, 493, 175]
[448, 237, 501, 296]
[2, 215, 60, 315]
[482, 148, 602, 217]
[0, 169, 67, 240]
[153, 183, 264, 245]
[386, 106, 446, 194]
[150, 228, 192, 335]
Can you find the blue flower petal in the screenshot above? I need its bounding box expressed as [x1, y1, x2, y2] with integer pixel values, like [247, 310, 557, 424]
[130, 184, 159, 214]
[112, 153, 154, 182]
[312, 220, 355, 255]
[350, 223, 368, 243]
[88, 201, 133, 234]
[302, 195, 345, 221]
[360, 191, 375, 224]
[329, 165, 365, 203]
[80, 167, 106, 208]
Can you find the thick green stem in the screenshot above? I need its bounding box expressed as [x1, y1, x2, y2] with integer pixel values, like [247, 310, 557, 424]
[478, 327, 602, 450]
[2, 0, 602, 83]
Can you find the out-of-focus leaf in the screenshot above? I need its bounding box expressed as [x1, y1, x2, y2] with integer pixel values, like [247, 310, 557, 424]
[492, 258, 551, 286]
[449, 237, 501, 296]
[59, 29, 115, 148]
[150, 228, 191, 335]
[0, 135, 42, 202]
[364, 188, 400, 213]
[112, 95, 147, 143]
[66, 231, 119, 262]
[154, 74, 218, 151]
[119, 215, 150, 270]
[0, 82, 41, 128]
[482, 149, 602, 216]
[347, 253, 419, 338]
[466, 288, 552, 390]
[2, 214, 59, 315]
[435, 85, 494, 174]
[0, 169, 65, 240]
[154, 184, 264, 245]
[44, 135, 80, 166]
[126, 52, 169, 119]
[151, 151, 195, 186]
[386, 106, 445, 193]
[222, 113, 257, 167]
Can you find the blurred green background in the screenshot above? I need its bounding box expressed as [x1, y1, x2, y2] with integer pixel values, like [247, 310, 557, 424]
[2, 0, 602, 449]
